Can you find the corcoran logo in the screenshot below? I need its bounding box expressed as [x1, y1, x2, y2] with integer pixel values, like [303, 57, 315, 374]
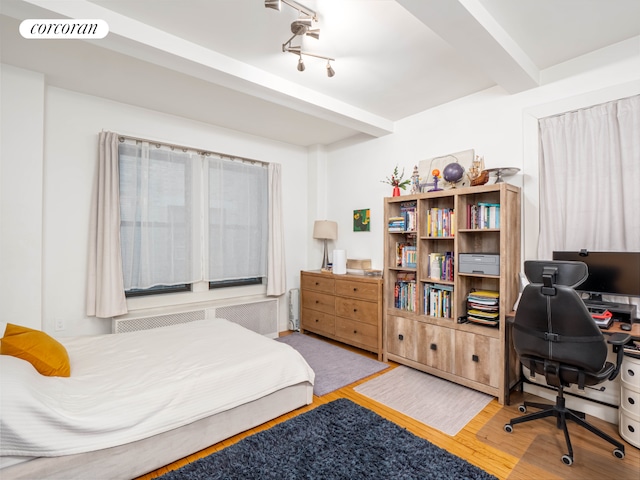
[19, 19, 109, 39]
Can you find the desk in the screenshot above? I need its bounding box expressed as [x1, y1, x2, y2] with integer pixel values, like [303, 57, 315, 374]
[606, 321, 640, 338]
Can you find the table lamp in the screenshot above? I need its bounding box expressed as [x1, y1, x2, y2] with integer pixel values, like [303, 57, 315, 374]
[313, 220, 338, 269]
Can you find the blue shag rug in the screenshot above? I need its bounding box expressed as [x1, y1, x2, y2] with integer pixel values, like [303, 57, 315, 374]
[157, 398, 497, 480]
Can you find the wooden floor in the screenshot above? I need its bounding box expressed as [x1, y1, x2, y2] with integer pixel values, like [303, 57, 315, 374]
[139, 333, 639, 480]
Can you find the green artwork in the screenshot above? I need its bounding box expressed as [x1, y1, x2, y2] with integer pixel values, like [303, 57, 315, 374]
[353, 209, 370, 232]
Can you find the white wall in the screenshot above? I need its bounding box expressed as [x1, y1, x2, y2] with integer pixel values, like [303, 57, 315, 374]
[0, 65, 44, 330]
[323, 42, 640, 270]
[1, 65, 311, 336]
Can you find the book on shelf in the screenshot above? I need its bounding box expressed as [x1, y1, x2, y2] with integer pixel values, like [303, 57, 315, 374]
[395, 242, 416, 268]
[424, 283, 453, 318]
[395, 272, 417, 312]
[427, 252, 454, 281]
[426, 207, 455, 237]
[400, 201, 417, 232]
[466, 203, 500, 229]
[388, 216, 406, 232]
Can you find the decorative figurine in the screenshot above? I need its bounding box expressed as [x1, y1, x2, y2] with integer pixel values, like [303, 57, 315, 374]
[428, 169, 443, 192]
[410, 165, 420, 194]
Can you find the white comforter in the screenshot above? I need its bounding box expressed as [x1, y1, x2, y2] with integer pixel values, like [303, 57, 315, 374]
[0, 319, 314, 457]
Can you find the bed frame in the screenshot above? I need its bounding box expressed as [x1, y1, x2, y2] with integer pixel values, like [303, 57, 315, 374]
[2, 382, 313, 480]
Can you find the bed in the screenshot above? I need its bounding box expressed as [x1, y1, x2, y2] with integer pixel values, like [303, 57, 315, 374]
[0, 318, 315, 479]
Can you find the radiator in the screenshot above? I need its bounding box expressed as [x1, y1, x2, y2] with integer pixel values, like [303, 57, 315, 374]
[112, 299, 279, 338]
[288, 288, 300, 331]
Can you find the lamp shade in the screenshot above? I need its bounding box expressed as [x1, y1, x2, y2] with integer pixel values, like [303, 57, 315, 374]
[313, 220, 337, 240]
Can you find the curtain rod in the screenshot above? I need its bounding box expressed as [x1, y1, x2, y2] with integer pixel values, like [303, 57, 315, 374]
[116, 134, 268, 166]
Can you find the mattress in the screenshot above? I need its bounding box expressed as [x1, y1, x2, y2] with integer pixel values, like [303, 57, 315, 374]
[1, 318, 314, 459]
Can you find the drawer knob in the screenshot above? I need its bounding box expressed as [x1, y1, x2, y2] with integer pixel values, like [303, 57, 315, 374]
[629, 425, 636, 433]
[315, 282, 319, 285]
[629, 397, 635, 405]
[353, 308, 358, 312]
[472, 354, 479, 362]
[353, 287, 358, 292]
[315, 319, 319, 323]
[353, 330, 357, 334]
[398, 334, 404, 341]
[315, 300, 319, 304]
[430, 343, 437, 351]
[628, 369, 635, 377]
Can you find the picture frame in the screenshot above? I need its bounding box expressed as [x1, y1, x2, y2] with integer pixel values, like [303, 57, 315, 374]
[353, 209, 370, 232]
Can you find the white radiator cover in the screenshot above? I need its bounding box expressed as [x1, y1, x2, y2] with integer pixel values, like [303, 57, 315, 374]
[112, 299, 279, 338]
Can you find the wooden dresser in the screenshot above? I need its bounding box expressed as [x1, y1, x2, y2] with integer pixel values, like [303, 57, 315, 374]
[300, 270, 383, 360]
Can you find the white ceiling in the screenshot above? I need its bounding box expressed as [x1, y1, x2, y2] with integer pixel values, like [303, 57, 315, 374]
[2, 0, 639, 146]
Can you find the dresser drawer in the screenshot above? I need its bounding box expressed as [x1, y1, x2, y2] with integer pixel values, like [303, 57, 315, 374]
[301, 308, 335, 336]
[335, 318, 378, 349]
[302, 290, 335, 314]
[335, 297, 378, 325]
[335, 278, 379, 301]
[301, 273, 335, 294]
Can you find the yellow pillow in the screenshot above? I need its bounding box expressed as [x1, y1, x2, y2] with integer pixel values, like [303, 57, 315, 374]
[1, 323, 71, 377]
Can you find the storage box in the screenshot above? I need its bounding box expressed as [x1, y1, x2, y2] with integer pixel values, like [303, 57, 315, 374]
[347, 259, 372, 270]
[458, 253, 500, 275]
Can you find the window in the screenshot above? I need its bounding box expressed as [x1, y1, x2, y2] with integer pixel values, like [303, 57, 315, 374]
[118, 141, 267, 295]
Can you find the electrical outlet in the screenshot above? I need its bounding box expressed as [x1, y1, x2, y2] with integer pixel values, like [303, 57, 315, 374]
[54, 318, 65, 331]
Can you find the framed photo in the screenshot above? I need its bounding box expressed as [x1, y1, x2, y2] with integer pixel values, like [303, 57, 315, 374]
[353, 209, 370, 232]
[418, 149, 475, 190]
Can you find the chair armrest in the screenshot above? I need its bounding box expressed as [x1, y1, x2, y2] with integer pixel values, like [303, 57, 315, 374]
[607, 332, 632, 381]
[607, 332, 631, 346]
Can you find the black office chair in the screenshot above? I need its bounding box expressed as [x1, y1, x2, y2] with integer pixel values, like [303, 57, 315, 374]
[504, 260, 630, 466]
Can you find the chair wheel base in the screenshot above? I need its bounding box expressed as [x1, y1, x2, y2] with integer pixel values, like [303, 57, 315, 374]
[504, 423, 513, 433]
[613, 448, 624, 459]
[561, 454, 573, 466]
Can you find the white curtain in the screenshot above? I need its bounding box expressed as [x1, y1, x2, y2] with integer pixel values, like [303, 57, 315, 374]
[538, 95, 640, 258]
[119, 141, 202, 290]
[267, 163, 286, 296]
[86, 131, 127, 318]
[206, 156, 268, 281]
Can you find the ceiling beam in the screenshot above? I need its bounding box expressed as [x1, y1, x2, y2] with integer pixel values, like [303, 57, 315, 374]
[12, 0, 394, 138]
[398, 0, 539, 93]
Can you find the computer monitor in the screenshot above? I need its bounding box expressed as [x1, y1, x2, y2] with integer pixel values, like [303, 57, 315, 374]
[552, 250, 640, 301]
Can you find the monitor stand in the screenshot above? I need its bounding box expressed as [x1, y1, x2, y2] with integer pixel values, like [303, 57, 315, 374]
[583, 298, 637, 325]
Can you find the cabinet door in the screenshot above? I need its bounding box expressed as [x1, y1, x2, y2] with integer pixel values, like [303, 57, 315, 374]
[454, 331, 500, 388]
[301, 308, 335, 335]
[335, 297, 378, 325]
[415, 322, 453, 373]
[386, 315, 417, 361]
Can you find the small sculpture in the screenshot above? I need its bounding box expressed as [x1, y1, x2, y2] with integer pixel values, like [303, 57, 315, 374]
[410, 165, 420, 194]
[428, 169, 443, 192]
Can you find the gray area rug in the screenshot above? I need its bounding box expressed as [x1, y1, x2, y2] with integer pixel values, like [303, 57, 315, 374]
[158, 398, 497, 480]
[275, 333, 388, 396]
[355, 366, 493, 436]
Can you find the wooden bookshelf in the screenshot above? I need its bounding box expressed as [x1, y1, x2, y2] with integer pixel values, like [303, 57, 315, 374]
[383, 184, 521, 404]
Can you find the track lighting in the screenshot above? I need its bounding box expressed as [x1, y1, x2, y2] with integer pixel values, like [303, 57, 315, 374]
[326, 61, 335, 78]
[265, 0, 335, 77]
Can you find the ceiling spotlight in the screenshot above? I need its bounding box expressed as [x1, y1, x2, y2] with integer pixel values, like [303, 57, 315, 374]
[264, 0, 281, 11]
[265, 0, 335, 77]
[326, 61, 335, 77]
